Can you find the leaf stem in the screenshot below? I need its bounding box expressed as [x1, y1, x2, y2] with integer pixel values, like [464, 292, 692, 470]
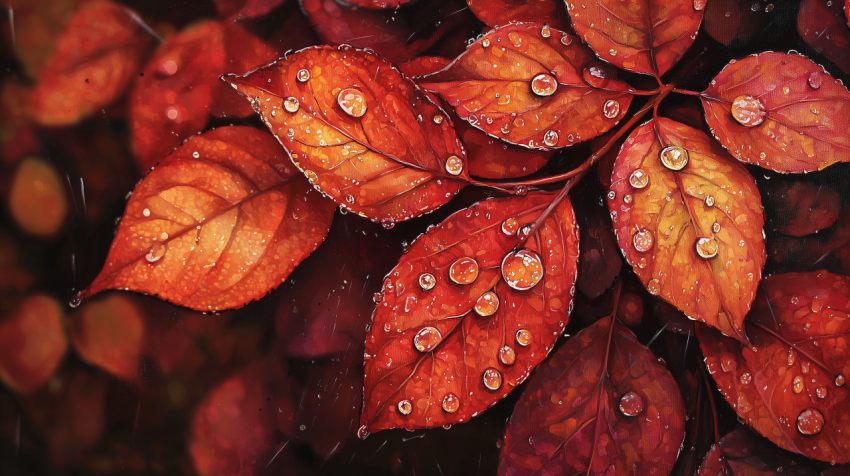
[672, 88, 703, 97]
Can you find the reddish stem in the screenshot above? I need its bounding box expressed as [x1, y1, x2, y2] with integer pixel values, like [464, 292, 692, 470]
[673, 88, 703, 97]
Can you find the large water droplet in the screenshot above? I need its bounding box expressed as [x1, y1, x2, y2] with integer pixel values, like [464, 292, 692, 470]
[515, 329, 532, 347]
[695, 237, 719, 259]
[442, 393, 459, 413]
[796, 409, 824, 435]
[660, 145, 689, 170]
[501, 250, 544, 291]
[582, 64, 608, 88]
[731, 95, 766, 127]
[629, 169, 649, 189]
[499, 346, 516, 365]
[542, 130, 559, 147]
[618, 392, 644, 417]
[632, 229, 654, 253]
[338, 88, 367, 117]
[793, 375, 804, 394]
[602, 100, 620, 119]
[474, 291, 499, 317]
[531, 73, 558, 97]
[413, 327, 442, 352]
[483, 368, 503, 390]
[808, 71, 822, 89]
[145, 243, 167, 263]
[397, 399, 413, 415]
[501, 218, 519, 236]
[449, 257, 479, 285]
[419, 273, 436, 291]
[284, 97, 300, 113]
[445, 155, 464, 176]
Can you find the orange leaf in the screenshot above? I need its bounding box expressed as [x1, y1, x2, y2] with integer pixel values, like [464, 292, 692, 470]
[701, 52, 850, 173]
[223, 45, 469, 225]
[608, 118, 765, 341]
[30, 1, 153, 125]
[418, 23, 634, 150]
[499, 316, 685, 475]
[360, 192, 579, 434]
[697, 271, 850, 464]
[68, 293, 145, 381]
[0, 295, 66, 394]
[566, 0, 703, 76]
[8, 157, 69, 237]
[467, 0, 571, 30]
[76, 126, 335, 311]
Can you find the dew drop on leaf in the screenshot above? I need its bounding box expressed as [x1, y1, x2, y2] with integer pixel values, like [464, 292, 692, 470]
[647, 279, 661, 295]
[793, 375, 804, 394]
[582, 64, 609, 88]
[142, 208, 151, 217]
[145, 243, 167, 263]
[397, 399, 413, 415]
[817, 386, 828, 399]
[474, 291, 499, 317]
[796, 409, 824, 435]
[632, 229, 654, 253]
[418, 273, 436, 291]
[501, 218, 519, 236]
[696, 237, 719, 259]
[618, 391, 644, 417]
[499, 346, 516, 365]
[501, 250, 544, 290]
[808, 71, 822, 90]
[338, 88, 367, 117]
[602, 99, 620, 118]
[483, 368, 503, 390]
[357, 425, 370, 439]
[836, 374, 845, 386]
[442, 393, 459, 413]
[788, 349, 797, 366]
[705, 195, 715, 207]
[660, 145, 689, 170]
[629, 169, 649, 189]
[449, 257, 480, 284]
[540, 24, 551, 38]
[432, 115, 444, 124]
[530, 73, 558, 97]
[543, 130, 559, 147]
[284, 97, 300, 113]
[445, 155, 464, 175]
[739, 372, 752, 385]
[297, 69, 310, 82]
[694, 0, 707, 10]
[413, 326, 442, 352]
[731, 95, 766, 127]
[516, 329, 532, 347]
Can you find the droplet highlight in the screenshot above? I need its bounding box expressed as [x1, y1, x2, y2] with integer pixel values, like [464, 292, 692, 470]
[297, 69, 310, 82]
[397, 399, 413, 415]
[284, 97, 300, 113]
[449, 257, 479, 285]
[515, 329, 532, 347]
[442, 394, 459, 413]
[499, 346, 516, 365]
[445, 155, 464, 176]
[796, 409, 824, 435]
[602, 100, 620, 119]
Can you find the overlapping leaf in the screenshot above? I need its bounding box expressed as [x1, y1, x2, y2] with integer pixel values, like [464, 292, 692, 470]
[499, 316, 685, 476]
[467, 0, 570, 30]
[697, 428, 822, 475]
[702, 52, 850, 172]
[418, 23, 634, 150]
[566, 0, 703, 76]
[77, 126, 335, 312]
[345, 0, 414, 8]
[766, 180, 840, 236]
[361, 192, 579, 434]
[224, 45, 469, 224]
[798, 0, 850, 75]
[608, 118, 765, 341]
[697, 271, 850, 464]
[0, 295, 66, 394]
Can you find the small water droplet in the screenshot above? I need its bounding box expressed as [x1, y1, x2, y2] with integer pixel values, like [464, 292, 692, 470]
[623, 194, 632, 204]
[433, 115, 444, 124]
[419, 273, 436, 291]
[712, 222, 721, 233]
[501, 250, 544, 291]
[629, 169, 649, 189]
[499, 346, 516, 365]
[796, 409, 824, 435]
[582, 64, 608, 88]
[337, 88, 367, 117]
[607, 190, 616, 200]
[608, 48, 617, 57]
[69, 291, 82, 308]
[297, 69, 310, 82]
[383, 322, 392, 332]
[836, 374, 845, 386]
[793, 375, 804, 393]
[602, 99, 620, 119]
[647, 279, 660, 295]
[542, 130, 559, 147]
[445, 155, 464, 176]
[502, 218, 519, 236]
[705, 195, 715, 207]
[483, 368, 503, 390]
[357, 425, 370, 439]
[284, 97, 300, 113]
[540, 24, 551, 38]
[739, 372, 752, 385]
[618, 392, 644, 417]
[808, 71, 822, 89]
[817, 386, 828, 399]
[696, 237, 719, 259]
[145, 243, 167, 263]
[731, 95, 766, 127]
[413, 327, 442, 352]
[660, 145, 689, 170]
[450, 257, 480, 285]
[516, 329, 532, 346]
[397, 399, 413, 415]
[442, 393, 459, 413]
[633, 229, 654, 252]
[694, 0, 707, 10]
[474, 292, 499, 317]
[530, 73, 558, 97]
[142, 208, 151, 217]
[482, 38, 491, 48]
[788, 349, 797, 366]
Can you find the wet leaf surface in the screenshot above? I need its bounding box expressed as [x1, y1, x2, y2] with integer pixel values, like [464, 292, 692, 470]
[697, 427, 823, 476]
[702, 52, 850, 173]
[361, 192, 579, 433]
[78, 126, 335, 311]
[418, 23, 634, 150]
[499, 316, 685, 476]
[798, 0, 850, 75]
[566, 0, 703, 76]
[609, 118, 765, 341]
[766, 180, 840, 237]
[224, 45, 469, 224]
[697, 271, 850, 464]
[467, 0, 571, 30]
[0, 295, 66, 394]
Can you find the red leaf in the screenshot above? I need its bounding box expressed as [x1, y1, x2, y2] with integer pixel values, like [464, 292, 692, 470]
[419, 23, 635, 150]
[499, 316, 685, 475]
[77, 126, 335, 312]
[697, 427, 823, 475]
[2, 0, 84, 81]
[697, 271, 850, 464]
[766, 180, 840, 236]
[704, 0, 775, 46]
[609, 118, 765, 341]
[574, 179, 622, 299]
[400, 56, 554, 179]
[211, 24, 280, 119]
[68, 293, 145, 381]
[467, 0, 571, 30]
[566, 0, 703, 76]
[361, 192, 579, 434]
[702, 52, 850, 173]
[0, 295, 66, 394]
[223, 45, 469, 225]
[798, 0, 850, 75]
[214, 0, 287, 19]
[30, 1, 153, 125]
[345, 0, 414, 8]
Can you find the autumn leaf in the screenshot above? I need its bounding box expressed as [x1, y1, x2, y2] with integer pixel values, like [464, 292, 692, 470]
[701, 52, 850, 173]
[30, 1, 153, 125]
[765, 179, 840, 236]
[467, 0, 571, 31]
[704, 0, 775, 46]
[76, 126, 335, 312]
[608, 118, 765, 341]
[223, 45, 469, 225]
[8, 157, 69, 237]
[566, 0, 703, 76]
[418, 23, 635, 150]
[0, 295, 66, 394]
[798, 0, 850, 75]
[697, 427, 823, 476]
[214, 0, 286, 19]
[697, 271, 850, 464]
[574, 179, 622, 299]
[360, 192, 579, 434]
[499, 315, 685, 476]
[68, 293, 145, 381]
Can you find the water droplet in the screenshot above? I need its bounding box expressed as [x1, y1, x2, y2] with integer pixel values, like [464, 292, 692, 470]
[788, 349, 797, 366]
[542, 130, 559, 147]
[413, 327, 442, 352]
[704, 195, 716, 207]
[712, 222, 721, 233]
[398, 399, 413, 415]
[442, 393, 459, 413]
[817, 386, 828, 398]
[445, 155, 464, 176]
[633, 229, 654, 252]
[694, 0, 707, 10]
[160, 232, 168, 240]
[793, 375, 804, 393]
[808, 71, 822, 89]
[618, 392, 644, 417]
[145, 243, 167, 263]
[297, 69, 310, 82]
[582, 64, 608, 88]
[607, 190, 616, 200]
[450, 257, 479, 285]
[530, 73, 558, 97]
[419, 273, 436, 291]
[516, 329, 532, 347]
[647, 279, 660, 295]
[483, 368, 503, 390]
[608, 49, 618, 57]
[696, 237, 718, 259]
[540, 24, 551, 38]
[765, 3, 774, 12]
[796, 409, 824, 435]
[142, 208, 151, 217]
[284, 97, 300, 113]
[501, 250, 544, 291]
[433, 115, 444, 124]
[338, 88, 367, 117]
[474, 292, 499, 317]
[357, 425, 370, 439]
[383, 322, 392, 332]
[69, 291, 82, 308]
[561, 34, 572, 46]
[499, 346, 516, 365]
[501, 218, 519, 236]
[636, 257, 647, 269]
[739, 372, 752, 385]
[721, 358, 734, 372]
[731, 95, 766, 127]
[602, 100, 620, 119]
[836, 374, 845, 386]
[629, 169, 649, 189]
[623, 194, 632, 204]
[482, 38, 491, 48]
[660, 145, 689, 170]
